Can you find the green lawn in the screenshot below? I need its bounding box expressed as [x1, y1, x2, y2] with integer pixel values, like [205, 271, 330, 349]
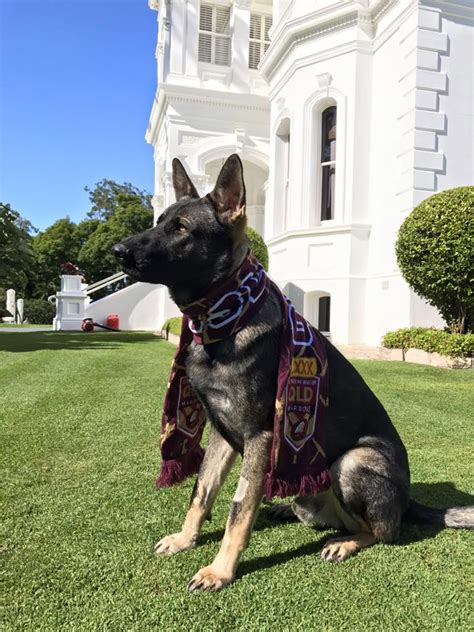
[1, 332, 473, 631]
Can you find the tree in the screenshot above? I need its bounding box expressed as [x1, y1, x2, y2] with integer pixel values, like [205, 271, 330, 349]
[31, 217, 79, 298]
[78, 202, 153, 282]
[396, 186, 474, 333]
[0, 202, 36, 293]
[84, 179, 152, 221]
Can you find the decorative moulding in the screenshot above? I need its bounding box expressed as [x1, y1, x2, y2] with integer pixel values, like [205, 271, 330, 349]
[316, 72, 333, 89]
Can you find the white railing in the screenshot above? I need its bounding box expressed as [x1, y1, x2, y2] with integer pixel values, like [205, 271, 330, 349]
[85, 271, 129, 296]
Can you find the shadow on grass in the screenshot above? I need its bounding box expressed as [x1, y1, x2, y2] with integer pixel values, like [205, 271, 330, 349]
[0, 331, 164, 353]
[192, 481, 474, 578]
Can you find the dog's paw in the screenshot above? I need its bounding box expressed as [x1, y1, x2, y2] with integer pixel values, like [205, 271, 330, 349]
[154, 532, 196, 556]
[267, 503, 296, 521]
[187, 565, 233, 593]
[320, 538, 358, 562]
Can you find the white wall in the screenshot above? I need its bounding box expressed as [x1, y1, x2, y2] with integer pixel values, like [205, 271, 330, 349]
[85, 283, 180, 332]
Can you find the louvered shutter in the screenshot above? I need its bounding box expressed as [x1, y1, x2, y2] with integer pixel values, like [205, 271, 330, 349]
[249, 41, 260, 70]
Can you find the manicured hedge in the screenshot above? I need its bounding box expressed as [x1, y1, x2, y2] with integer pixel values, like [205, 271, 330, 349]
[382, 327, 474, 358]
[161, 316, 183, 337]
[246, 226, 269, 271]
[23, 299, 56, 325]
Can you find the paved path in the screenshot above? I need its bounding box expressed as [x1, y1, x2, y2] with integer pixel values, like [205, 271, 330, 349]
[0, 327, 53, 333]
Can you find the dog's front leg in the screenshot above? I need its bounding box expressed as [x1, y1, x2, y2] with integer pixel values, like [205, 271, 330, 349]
[154, 426, 236, 555]
[188, 431, 272, 592]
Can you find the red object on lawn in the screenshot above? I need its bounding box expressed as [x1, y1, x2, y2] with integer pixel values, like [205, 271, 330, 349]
[106, 314, 120, 330]
[82, 319, 94, 332]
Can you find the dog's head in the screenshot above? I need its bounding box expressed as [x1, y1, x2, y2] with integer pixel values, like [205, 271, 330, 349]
[112, 154, 248, 302]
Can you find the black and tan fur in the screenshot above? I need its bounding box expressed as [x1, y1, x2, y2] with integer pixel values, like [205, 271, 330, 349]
[113, 155, 474, 592]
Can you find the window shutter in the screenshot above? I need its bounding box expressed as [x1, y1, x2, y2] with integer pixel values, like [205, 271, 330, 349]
[215, 36, 230, 65]
[264, 16, 272, 41]
[198, 33, 212, 63]
[250, 13, 261, 40]
[199, 5, 213, 31]
[249, 41, 260, 70]
[249, 13, 272, 69]
[215, 6, 230, 34]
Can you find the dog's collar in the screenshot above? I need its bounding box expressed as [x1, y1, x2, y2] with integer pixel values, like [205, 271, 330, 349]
[179, 253, 269, 345]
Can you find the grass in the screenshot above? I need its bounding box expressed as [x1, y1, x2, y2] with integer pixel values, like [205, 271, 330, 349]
[1, 332, 473, 631]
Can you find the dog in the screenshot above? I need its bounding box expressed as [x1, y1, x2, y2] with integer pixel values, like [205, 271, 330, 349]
[113, 154, 473, 592]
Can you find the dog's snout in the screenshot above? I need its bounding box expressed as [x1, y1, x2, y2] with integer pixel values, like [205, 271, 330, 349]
[112, 243, 133, 265]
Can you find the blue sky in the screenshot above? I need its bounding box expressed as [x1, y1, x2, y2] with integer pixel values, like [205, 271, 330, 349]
[0, 0, 158, 231]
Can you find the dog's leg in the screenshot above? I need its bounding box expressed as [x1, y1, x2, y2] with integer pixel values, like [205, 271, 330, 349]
[319, 447, 409, 562]
[188, 431, 272, 592]
[154, 426, 236, 555]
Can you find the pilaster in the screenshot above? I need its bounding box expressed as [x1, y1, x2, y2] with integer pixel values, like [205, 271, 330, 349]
[231, 0, 251, 92]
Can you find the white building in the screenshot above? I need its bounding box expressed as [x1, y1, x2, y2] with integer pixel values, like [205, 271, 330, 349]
[144, 0, 473, 346]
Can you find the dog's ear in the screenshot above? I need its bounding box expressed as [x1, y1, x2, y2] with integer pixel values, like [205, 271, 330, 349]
[208, 154, 246, 225]
[172, 158, 199, 201]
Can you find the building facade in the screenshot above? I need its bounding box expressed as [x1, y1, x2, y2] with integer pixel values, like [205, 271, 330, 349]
[146, 0, 473, 345]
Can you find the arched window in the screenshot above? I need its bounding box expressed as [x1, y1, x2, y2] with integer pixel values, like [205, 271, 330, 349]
[318, 296, 331, 332]
[320, 106, 336, 221]
[304, 291, 331, 333]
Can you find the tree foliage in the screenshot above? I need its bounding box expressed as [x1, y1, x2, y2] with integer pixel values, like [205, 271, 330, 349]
[0, 202, 36, 293]
[32, 217, 80, 298]
[396, 186, 474, 333]
[78, 197, 153, 282]
[85, 179, 152, 221]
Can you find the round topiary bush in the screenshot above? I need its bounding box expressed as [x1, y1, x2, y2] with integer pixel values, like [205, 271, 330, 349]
[396, 186, 474, 333]
[246, 226, 269, 271]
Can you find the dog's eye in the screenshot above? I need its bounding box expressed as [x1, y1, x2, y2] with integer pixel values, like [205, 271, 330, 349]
[175, 221, 188, 234]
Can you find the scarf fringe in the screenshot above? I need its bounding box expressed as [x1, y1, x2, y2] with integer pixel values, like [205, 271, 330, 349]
[263, 469, 332, 501]
[155, 447, 204, 488]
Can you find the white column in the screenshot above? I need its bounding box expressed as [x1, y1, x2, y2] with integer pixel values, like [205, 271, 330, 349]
[169, 0, 186, 77]
[6, 289, 15, 321]
[186, 0, 200, 79]
[231, 0, 251, 92]
[16, 298, 24, 324]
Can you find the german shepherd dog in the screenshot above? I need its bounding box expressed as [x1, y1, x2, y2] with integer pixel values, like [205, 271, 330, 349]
[113, 155, 473, 592]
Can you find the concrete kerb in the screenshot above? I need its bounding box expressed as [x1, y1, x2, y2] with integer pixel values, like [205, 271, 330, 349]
[158, 335, 472, 369]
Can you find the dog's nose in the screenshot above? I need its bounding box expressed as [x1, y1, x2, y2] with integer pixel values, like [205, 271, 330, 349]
[112, 243, 133, 265]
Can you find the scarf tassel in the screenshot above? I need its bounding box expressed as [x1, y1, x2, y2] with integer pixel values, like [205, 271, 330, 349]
[155, 447, 204, 488]
[263, 469, 332, 501]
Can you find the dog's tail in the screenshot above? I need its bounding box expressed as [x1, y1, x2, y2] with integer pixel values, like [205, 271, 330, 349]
[405, 499, 474, 530]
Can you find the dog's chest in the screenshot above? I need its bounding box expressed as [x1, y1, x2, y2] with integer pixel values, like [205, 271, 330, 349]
[185, 334, 277, 452]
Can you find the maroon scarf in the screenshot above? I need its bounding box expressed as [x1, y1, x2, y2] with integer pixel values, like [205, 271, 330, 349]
[156, 254, 331, 499]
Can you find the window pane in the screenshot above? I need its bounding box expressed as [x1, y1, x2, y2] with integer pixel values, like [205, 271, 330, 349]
[318, 296, 331, 331]
[215, 7, 230, 34]
[249, 40, 260, 69]
[321, 164, 335, 220]
[215, 36, 230, 65]
[199, 5, 213, 31]
[321, 106, 337, 162]
[198, 33, 212, 63]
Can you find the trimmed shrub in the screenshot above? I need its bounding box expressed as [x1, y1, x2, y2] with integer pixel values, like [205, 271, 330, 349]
[246, 226, 269, 271]
[396, 186, 474, 333]
[382, 327, 474, 358]
[162, 316, 183, 337]
[23, 299, 56, 325]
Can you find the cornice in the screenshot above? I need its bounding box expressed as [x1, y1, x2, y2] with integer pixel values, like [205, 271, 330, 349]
[260, 0, 398, 81]
[266, 224, 371, 248]
[148, 0, 160, 10]
[146, 83, 270, 145]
